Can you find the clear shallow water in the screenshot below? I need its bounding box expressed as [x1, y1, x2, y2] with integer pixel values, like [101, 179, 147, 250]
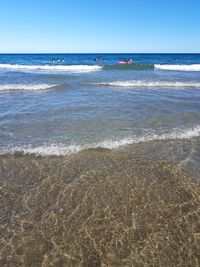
[1, 140, 200, 266]
[1, 53, 200, 266]
[0, 53, 200, 155]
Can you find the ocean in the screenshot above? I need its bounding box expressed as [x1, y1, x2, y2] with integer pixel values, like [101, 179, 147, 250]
[1, 53, 200, 266]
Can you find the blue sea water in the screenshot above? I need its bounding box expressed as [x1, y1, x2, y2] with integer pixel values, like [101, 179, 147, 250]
[0, 53, 200, 157]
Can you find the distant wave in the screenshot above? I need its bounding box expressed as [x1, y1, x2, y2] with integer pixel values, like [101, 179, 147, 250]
[155, 64, 200, 71]
[0, 64, 102, 72]
[93, 81, 200, 88]
[0, 83, 58, 91]
[1, 63, 200, 72]
[1, 125, 200, 156]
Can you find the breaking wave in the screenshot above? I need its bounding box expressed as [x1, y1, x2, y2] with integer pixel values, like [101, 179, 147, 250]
[0, 83, 58, 91]
[155, 64, 200, 71]
[0, 64, 102, 72]
[1, 63, 200, 73]
[1, 125, 200, 156]
[93, 81, 200, 88]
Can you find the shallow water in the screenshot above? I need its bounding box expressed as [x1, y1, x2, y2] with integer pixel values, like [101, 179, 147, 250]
[0, 54, 200, 266]
[1, 139, 200, 266]
[0, 54, 200, 154]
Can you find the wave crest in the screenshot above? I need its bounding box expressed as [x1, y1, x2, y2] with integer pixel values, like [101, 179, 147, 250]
[0, 83, 58, 91]
[155, 64, 200, 71]
[93, 81, 200, 88]
[1, 125, 200, 156]
[0, 64, 102, 72]
[1, 63, 200, 72]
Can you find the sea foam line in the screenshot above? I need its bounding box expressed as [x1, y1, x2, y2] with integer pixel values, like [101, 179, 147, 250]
[155, 64, 200, 71]
[1, 125, 200, 156]
[0, 64, 102, 72]
[0, 83, 58, 91]
[93, 81, 200, 88]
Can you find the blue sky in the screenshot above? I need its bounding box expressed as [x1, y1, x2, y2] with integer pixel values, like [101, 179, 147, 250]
[0, 0, 200, 53]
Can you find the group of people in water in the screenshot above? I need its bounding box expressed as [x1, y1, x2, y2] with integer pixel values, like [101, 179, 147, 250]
[52, 58, 65, 63]
[51, 57, 133, 65]
[95, 57, 133, 64]
[123, 58, 132, 62]
[118, 58, 133, 64]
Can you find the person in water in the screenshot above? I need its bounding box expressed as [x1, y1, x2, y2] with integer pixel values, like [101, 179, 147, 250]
[95, 57, 103, 61]
[52, 58, 64, 63]
[118, 58, 133, 64]
[126, 58, 133, 63]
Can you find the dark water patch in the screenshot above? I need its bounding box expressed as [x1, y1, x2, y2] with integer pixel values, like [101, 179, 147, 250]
[103, 64, 154, 71]
[0, 143, 200, 266]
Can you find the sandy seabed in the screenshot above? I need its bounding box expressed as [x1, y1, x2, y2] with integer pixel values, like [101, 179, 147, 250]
[1, 139, 200, 267]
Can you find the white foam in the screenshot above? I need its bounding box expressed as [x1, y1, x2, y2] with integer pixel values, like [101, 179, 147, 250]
[97, 125, 200, 149]
[94, 80, 200, 88]
[155, 64, 200, 71]
[0, 64, 102, 72]
[0, 83, 58, 91]
[1, 144, 83, 156]
[1, 125, 200, 156]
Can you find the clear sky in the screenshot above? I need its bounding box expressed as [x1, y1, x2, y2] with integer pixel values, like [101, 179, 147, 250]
[0, 0, 200, 53]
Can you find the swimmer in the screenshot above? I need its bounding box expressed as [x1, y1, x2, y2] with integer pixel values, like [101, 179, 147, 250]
[95, 57, 103, 61]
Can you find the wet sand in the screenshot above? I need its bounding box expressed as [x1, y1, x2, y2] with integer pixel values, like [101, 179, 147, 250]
[1, 140, 200, 266]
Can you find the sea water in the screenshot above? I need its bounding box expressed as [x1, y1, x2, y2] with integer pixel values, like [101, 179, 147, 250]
[1, 54, 200, 266]
[0, 53, 200, 155]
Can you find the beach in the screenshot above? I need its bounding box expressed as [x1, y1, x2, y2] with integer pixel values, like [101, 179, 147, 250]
[0, 53, 200, 266]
